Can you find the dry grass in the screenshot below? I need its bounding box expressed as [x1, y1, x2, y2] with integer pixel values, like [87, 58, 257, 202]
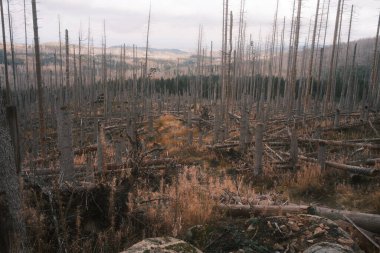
[128, 166, 256, 237]
[336, 183, 380, 213]
[293, 165, 323, 192]
[151, 114, 217, 165]
[74, 154, 86, 165]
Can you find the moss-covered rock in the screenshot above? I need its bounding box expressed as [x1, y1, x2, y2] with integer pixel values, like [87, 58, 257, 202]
[121, 237, 202, 253]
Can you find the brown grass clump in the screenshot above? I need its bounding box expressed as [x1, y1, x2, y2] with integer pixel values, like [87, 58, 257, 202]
[336, 183, 380, 213]
[74, 153, 86, 165]
[129, 166, 256, 237]
[152, 114, 216, 165]
[290, 164, 326, 198]
[155, 114, 187, 154]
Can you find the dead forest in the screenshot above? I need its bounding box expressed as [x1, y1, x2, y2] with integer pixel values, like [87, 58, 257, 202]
[1, 0, 380, 252]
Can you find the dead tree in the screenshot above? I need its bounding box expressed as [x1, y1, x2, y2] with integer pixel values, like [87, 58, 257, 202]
[371, 13, 380, 107]
[324, 0, 342, 113]
[0, 105, 28, 252]
[254, 122, 264, 175]
[56, 106, 74, 184]
[65, 29, 70, 105]
[0, 0, 10, 104]
[287, 0, 302, 117]
[97, 120, 104, 175]
[304, 0, 320, 111]
[239, 97, 249, 152]
[339, 5, 354, 109]
[32, 0, 46, 159]
[23, 0, 29, 87]
[6, 0, 17, 94]
[289, 127, 298, 168]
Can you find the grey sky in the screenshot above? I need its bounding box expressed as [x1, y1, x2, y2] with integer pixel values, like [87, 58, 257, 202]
[8, 0, 380, 51]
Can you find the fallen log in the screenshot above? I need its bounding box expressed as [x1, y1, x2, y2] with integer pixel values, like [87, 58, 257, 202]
[343, 214, 380, 250]
[298, 138, 380, 150]
[324, 161, 379, 176]
[217, 204, 380, 234]
[22, 158, 174, 177]
[281, 152, 380, 176]
[347, 158, 380, 166]
[206, 143, 239, 149]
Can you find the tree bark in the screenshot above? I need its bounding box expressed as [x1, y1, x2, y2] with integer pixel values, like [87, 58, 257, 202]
[0, 108, 28, 252]
[32, 0, 46, 159]
[56, 106, 74, 184]
[217, 204, 380, 234]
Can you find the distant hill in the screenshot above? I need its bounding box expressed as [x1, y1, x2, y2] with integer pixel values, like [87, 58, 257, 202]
[0, 37, 377, 76]
[39, 43, 191, 60]
[109, 45, 188, 55]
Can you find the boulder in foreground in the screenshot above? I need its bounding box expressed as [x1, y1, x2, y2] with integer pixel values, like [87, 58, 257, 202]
[121, 237, 202, 253]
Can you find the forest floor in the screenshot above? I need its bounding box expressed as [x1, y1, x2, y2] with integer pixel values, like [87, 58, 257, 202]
[15, 109, 380, 252]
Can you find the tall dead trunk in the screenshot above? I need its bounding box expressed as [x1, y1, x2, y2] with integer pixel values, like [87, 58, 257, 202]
[254, 122, 264, 176]
[0, 0, 10, 105]
[371, 13, 380, 107]
[324, 0, 342, 114]
[0, 104, 28, 252]
[56, 106, 74, 183]
[275, 17, 286, 109]
[283, 0, 296, 110]
[339, 5, 354, 109]
[23, 0, 29, 87]
[32, 0, 46, 159]
[289, 127, 298, 168]
[304, 0, 320, 112]
[288, 0, 302, 117]
[346, 43, 357, 112]
[6, 0, 16, 95]
[65, 29, 70, 105]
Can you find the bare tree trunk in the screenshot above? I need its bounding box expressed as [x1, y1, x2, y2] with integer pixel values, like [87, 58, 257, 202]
[304, 0, 320, 112]
[289, 127, 298, 168]
[254, 122, 264, 175]
[23, 0, 29, 87]
[239, 97, 249, 152]
[371, 13, 380, 107]
[6, 0, 16, 96]
[65, 29, 70, 105]
[339, 5, 354, 109]
[283, 0, 296, 110]
[346, 43, 357, 113]
[32, 0, 46, 159]
[56, 106, 74, 184]
[144, 2, 151, 81]
[288, 0, 302, 117]
[0, 0, 10, 105]
[324, 0, 342, 114]
[275, 17, 286, 109]
[0, 105, 28, 252]
[97, 120, 104, 175]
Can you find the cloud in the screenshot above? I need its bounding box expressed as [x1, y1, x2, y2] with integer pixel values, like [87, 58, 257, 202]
[8, 0, 380, 51]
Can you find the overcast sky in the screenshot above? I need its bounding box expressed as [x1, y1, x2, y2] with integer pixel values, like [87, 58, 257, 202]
[8, 0, 380, 51]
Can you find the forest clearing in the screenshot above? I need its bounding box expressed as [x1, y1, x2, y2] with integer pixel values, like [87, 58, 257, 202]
[0, 0, 380, 252]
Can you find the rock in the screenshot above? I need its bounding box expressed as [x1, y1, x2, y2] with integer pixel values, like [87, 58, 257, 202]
[337, 238, 354, 246]
[273, 243, 285, 251]
[304, 242, 354, 253]
[313, 227, 325, 237]
[185, 225, 204, 241]
[121, 237, 202, 253]
[246, 224, 255, 232]
[288, 221, 300, 232]
[305, 230, 313, 239]
[258, 199, 273, 205]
